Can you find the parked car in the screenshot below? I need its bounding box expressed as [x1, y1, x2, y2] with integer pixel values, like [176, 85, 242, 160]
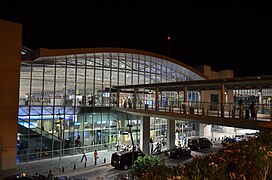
[221, 137, 237, 146]
[187, 137, 212, 150]
[111, 151, 144, 170]
[165, 146, 191, 158]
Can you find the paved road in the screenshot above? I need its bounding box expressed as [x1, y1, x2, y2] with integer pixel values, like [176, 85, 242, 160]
[71, 142, 223, 180]
[0, 135, 236, 180]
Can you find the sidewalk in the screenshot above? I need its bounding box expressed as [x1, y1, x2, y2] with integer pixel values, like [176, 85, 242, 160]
[0, 150, 115, 179]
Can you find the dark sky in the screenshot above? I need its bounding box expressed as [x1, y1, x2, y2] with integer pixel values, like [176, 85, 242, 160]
[1, 1, 271, 77]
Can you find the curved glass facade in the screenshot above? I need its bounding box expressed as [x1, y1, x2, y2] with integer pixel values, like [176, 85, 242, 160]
[17, 50, 204, 162]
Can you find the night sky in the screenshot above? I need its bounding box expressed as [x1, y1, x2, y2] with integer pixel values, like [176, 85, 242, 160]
[1, 1, 271, 77]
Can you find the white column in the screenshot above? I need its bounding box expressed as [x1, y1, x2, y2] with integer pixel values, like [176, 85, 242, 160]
[140, 116, 150, 154]
[167, 119, 175, 149]
[183, 86, 188, 113]
[202, 124, 212, 138]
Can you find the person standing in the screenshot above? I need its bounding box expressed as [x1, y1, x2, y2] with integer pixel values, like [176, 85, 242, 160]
[116, 141, 120, 151]
[128, 98, 132, 108]
[149, 138, 154, 154]
[94, 150, 98, 165]
[80, 148, 87, 162]
[249, 102, 257, 120]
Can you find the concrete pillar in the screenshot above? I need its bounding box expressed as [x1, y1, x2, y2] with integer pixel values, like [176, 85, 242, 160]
[133, 88, 137, 109]
[155, 86, 159, 111]
[177, 91, 180, 108]
[167, 119, 175, 149]
[227, 89, 234, 112]
[117, 89, 120, 107]
[140, 116, 150, 154]
[221, 83, 225, 117]
[0, 19, 22, 170]
[184, 86, 187, 102]
[202, 124, 212, 138]
[259, 90, 263, 113]
[183, 86, 188, 113]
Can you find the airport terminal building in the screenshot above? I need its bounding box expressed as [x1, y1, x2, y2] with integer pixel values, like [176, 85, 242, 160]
[0, 19, 238, 170]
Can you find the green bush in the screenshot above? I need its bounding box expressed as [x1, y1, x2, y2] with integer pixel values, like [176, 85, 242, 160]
[133, 130, 272, 179]
[133, 155, 164, 178]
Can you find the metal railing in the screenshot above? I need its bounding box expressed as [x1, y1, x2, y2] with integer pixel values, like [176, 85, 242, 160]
[117, 100, 272, 121]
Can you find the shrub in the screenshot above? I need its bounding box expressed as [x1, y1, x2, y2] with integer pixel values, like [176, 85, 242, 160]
[133, 130, 272, 179]
[133, 155, 164, 178]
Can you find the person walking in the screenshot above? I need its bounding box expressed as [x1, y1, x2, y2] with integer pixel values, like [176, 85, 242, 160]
[94, 150, 98, 165]
[80, 148, 87, 163]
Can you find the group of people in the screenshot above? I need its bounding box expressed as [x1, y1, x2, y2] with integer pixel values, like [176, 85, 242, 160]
[80, 148, 99, 165]
[238, 99, 258, 120]
[149, 138, 167, 154]
[123, 97, 132, 108]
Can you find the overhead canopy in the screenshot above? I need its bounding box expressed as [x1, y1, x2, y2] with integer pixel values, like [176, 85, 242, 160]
[114, 75, 272, 91]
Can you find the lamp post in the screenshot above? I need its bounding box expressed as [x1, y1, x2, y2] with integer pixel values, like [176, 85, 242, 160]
[126, 112, 135, 164]
[55, 113, 64, 171]
[127, 122, 134, 179]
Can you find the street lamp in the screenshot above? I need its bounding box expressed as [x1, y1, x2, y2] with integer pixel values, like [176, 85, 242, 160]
[127, 122, 135, 180]
[55, 113, 64, 171]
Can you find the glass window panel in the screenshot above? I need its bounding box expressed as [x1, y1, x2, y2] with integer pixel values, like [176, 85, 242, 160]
[20, 64, 31, 106]
[44, 65, 55, 106]
[31, 65, 43, 106]
[66, 65, 77, 106]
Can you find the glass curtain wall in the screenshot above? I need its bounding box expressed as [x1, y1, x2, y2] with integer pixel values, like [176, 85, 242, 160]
[18, 51, 203, 162]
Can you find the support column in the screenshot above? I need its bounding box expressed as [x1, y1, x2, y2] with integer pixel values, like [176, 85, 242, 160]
[221, 83, 225, 117]
[177, 91, 180, 108]
[259, 90, 263, 113]
[117, 89, 120, 108]
[140, 116, 150, 154]
[0, 20, 22, 170]
[133, 88, 137, 109]
[167, 119, 175, 149]
[155, 86, 159, 112]
[183, 86, 188, 113]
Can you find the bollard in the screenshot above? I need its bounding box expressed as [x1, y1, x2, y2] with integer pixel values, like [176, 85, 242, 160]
[62, 167, 64, 172]
[74, 164, 76, 170]
[104, 158, 106, 163]
[48, 169, 52, 179]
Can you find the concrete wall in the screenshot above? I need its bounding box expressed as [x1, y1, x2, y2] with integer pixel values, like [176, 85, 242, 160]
[196, 65, 234, 105]
[0, 19, 22, 170]
[194, 65, 234, 80]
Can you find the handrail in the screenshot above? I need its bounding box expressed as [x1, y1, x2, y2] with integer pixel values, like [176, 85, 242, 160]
[115, 100, 272, 122]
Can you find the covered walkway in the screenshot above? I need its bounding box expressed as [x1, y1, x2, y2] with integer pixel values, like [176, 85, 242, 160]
[114, 75, 272, 130]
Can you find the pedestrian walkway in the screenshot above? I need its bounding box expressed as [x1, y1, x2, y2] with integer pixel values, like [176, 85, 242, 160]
[0, 150, 115, 179]
[0, 130, 257, 179]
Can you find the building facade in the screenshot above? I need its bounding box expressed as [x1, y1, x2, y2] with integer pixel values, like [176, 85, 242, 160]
[17, 47, 207, 162]
[1, 19, 241, 171]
